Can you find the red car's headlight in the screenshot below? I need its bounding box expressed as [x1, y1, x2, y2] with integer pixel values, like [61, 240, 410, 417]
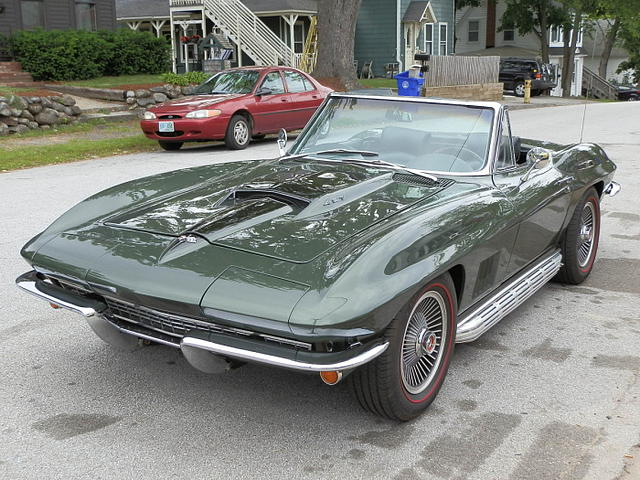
[185, 109, 222, 119]
[143, 111, 157, 120]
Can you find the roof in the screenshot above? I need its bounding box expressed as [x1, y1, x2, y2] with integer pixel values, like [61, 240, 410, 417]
[116, 0, 317, 19]
[243, 0, 317, 14]
[116, 0, 169, 19]
[402, 1, 437, 23]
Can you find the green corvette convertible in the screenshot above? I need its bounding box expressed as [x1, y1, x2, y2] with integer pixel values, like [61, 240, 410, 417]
[17, 93, 620, 421]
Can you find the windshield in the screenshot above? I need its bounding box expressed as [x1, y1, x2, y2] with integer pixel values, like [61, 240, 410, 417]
[193, 70, 260, 95]
[291, 97, 495, 173]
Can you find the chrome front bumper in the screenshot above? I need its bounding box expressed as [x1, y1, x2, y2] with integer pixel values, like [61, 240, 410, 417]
[16, 270, 388, 375]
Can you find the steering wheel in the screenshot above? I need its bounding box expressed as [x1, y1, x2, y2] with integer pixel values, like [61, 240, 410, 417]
[431, 146, 485, 171]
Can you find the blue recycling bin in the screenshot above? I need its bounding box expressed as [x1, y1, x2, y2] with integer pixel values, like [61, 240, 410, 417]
[394, 70, 425, 96]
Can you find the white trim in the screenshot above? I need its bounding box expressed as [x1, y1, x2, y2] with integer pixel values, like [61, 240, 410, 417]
[467, 18, 480, 43]
[423, 23, 434, 55]
[439, 22, 448, 55]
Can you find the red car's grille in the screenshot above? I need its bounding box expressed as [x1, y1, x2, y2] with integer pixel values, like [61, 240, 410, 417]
[156, 131, 184, 137]
[159, 114, 182, 119]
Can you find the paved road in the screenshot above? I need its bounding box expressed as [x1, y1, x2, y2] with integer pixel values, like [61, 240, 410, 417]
[1, 103, 639, 480]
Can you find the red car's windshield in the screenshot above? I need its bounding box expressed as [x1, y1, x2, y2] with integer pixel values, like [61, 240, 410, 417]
[194, 70, 260, 95]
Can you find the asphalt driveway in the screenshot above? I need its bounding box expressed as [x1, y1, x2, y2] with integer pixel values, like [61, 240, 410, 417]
[1, 102, 639, 480]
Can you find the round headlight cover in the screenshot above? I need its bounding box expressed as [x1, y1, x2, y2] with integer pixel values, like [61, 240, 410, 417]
[143, 111, 156, 120]
[185, 109, 222, 119]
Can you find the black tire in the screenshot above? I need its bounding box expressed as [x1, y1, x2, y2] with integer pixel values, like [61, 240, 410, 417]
[514, 81, 525, 97]
[556, 187, 601, 284]
[158, 141, 183, 151]
[225, 114, 251, 150]
[532, 89, 542, 97]
[350, 273, 457, 421]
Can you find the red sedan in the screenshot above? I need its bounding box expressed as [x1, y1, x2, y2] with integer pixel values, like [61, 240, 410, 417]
[140, 66, 332, 151]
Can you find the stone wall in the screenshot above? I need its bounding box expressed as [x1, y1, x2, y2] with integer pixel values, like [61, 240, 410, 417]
[422, 83, 504, 101]
[125, 85, 194, 109]
[0, 94, 83, 136]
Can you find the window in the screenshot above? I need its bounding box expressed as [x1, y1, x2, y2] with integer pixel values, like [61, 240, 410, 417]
[550, 26, 562, 44]
[76, 2, 97, 31]
[495, 112, 515, 170]
[284, 71, 313, 93]
[468, 20, 480, 43]
[20, 0, 44, 30]
[503, 29, 515, 41]
[423, 23, 433, 54]
[439, 23, 448, 55]
[260, 72, 285, 94]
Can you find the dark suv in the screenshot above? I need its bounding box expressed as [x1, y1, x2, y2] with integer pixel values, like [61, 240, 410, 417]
[499, 57, 556, 97]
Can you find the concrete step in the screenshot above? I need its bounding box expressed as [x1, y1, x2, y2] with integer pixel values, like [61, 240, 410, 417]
[0, 72, 34, 83]
[0, 62, 24, 73]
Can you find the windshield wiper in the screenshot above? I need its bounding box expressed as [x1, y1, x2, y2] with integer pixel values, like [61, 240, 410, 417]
[280, 151, 438, 182]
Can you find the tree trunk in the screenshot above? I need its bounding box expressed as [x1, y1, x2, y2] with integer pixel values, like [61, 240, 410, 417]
[561, 11, 582, 98]
[312, 0, 362, 91]
[538, 6, 550, 63]
[598, 19, 620, 79]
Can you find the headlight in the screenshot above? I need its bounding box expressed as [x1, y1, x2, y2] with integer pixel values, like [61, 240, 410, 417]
[143, 111, 156, 120]
[185, 109, 222, 119]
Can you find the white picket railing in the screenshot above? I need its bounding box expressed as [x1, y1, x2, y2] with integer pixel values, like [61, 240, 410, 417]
[170, 0, 294, 67]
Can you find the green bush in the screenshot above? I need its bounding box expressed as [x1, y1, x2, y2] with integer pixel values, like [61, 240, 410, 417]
[11, 29, 170, 81]
[161, 71, 210, 86]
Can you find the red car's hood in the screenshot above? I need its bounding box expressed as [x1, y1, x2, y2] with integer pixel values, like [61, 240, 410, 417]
[151, 94, 245, 113]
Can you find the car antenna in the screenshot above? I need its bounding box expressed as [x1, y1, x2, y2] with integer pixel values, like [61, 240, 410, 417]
[579, 28, 597, 143]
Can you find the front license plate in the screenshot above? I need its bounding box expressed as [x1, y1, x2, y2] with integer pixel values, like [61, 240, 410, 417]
[158, 121, 175, 133]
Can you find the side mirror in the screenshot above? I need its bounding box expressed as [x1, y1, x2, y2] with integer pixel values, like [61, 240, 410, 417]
[255, 87, 272, 96]
[521, 147, 552, 183]
[277, 128, 287, 156]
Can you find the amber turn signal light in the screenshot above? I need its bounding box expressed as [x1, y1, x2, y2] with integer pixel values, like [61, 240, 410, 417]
[320, 370, 343, 385]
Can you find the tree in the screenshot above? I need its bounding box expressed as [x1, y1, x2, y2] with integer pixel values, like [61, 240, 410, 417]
[501, 0, 568, 63]
[312, 0, 362, 91]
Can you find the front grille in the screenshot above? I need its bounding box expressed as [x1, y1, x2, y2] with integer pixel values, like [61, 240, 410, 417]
[103, 297, 312, 351]
[159, 114, 182, 119]
[156, 131, 184, 137]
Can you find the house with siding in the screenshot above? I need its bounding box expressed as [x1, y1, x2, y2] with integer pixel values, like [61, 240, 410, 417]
[115, 0, 455, 76]
[455, 0, 596, 96]
[0, 0, 117, 37]
[355, 0, 455, 78]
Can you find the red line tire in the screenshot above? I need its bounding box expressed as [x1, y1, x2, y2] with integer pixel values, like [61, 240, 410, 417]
[555, 187, 601, 284]
[350, 273, 457, 421]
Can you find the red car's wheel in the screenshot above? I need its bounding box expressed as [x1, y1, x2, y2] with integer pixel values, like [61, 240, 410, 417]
[225, 114, 251, 150]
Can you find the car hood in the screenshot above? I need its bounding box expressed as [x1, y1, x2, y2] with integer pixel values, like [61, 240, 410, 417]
[152, 94, 245, 112]
[101, 160, 454, 263]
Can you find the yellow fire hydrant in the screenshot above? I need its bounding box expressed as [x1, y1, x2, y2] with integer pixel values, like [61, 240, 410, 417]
[524, 79, 532, 104]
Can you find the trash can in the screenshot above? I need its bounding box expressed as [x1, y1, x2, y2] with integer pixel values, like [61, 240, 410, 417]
[394, 70, 425, 96]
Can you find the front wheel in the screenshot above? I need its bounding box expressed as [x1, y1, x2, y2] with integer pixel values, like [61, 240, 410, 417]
[159, 141, 183, 151]
[225, 114, 251, 150]
[556, 187, 601, 284]
[350, 274, 457, 421]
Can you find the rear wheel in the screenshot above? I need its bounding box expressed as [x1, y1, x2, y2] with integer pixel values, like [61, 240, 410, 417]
[159, 141, 183, 151]
[514, 81, 525, 97]
[350, 274, 457, 421]
[556, 187, 601, 284]
[225, 114, 251, 150]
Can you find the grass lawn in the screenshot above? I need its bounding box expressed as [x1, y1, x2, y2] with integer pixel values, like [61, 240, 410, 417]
[0, 120, 158, 171]
[359, 78, 397, 89]
[65, 74, 165, 89]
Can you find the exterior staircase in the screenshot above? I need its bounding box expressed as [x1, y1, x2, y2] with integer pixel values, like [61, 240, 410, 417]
[170, 0, 295, 67]
[0, 62, 34, 85]
[582, 66, 617, 100]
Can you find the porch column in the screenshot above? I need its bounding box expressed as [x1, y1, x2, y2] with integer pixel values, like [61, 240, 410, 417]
[151, 20, 167, 38]
[170, 10, 177, 73]
[126, 21, 141, 30]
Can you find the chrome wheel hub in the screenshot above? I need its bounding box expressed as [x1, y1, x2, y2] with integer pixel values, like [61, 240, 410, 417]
[401, 291, 448, 395]
[234, 121, 249, 145]
[577, 201, 596, 268]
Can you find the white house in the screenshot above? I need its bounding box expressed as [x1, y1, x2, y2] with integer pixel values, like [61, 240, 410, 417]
[455, 0, 586, 96]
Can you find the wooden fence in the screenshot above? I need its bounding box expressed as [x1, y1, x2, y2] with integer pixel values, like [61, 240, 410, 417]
[423, 56, 500, 87]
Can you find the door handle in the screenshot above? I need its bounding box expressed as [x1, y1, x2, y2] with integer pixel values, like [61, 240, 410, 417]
[281, 98, 288, 102]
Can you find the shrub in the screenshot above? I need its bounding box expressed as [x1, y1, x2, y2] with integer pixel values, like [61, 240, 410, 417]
[11, 29, 170, 81]
[161, 71, 210, 86]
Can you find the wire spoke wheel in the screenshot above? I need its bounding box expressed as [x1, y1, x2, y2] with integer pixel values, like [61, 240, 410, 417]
[400, 291, 448, 395]
[576, 201, 595, 268]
